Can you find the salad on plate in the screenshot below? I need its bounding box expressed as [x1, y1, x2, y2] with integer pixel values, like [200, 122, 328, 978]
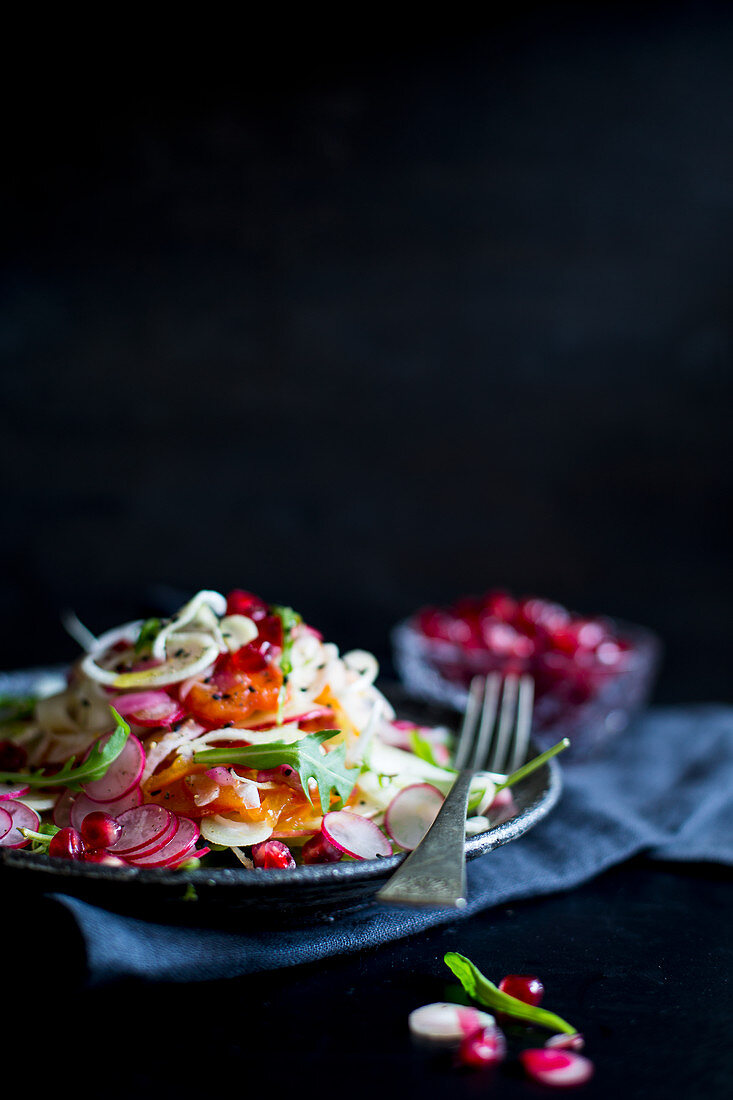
[0, 590, 561, 871]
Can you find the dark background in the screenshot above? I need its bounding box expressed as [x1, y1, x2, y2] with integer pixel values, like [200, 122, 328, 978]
[1, 2, 732, 703]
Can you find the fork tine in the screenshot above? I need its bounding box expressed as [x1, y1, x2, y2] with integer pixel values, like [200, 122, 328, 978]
[453, 675, 484, 771]
[487, 674, 519, 773]
[469, 672, 501, 771]
[508, 675, 534, 773]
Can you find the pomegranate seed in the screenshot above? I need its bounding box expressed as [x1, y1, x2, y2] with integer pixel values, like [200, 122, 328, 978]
[301, 832, 343, 864]
[520, 1048, 594, 1087]
[83, 848, 126, 866]
[225, 589, 269, 620]
[48, 827, 85, 860]
[457, 1026, 506, 1068]
[481, 590, 517, 621]
[0, 740, 27, 771]
[498, 974, 544, 1006]
[80, 811, 122, 849]
[251, 839, 296, 869]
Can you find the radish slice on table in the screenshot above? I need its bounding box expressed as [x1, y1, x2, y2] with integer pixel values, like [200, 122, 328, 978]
[126, 817, 200, 867]
[113, 691, 185, 729]
[108, 804, 176, 856]
[520, 1049, 594, 1087]
[0, 806, 12, 841]
[82, 732, 145, 802]
[0, 800, 40, 848]
[408, 1003, 496, 1046]
[384, 784, 444, 851]
[0, 784, 30, 801]
[69, 787, 143, 834]
[321, 811, 393, 860]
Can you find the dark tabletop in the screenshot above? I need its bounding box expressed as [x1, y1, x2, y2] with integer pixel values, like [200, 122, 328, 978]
[4, 858, 731, 1098]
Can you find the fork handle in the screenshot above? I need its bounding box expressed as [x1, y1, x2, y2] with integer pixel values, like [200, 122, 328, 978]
[375, 770, 474, 908]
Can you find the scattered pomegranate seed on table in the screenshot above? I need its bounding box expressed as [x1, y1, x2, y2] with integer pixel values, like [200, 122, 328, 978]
[498, 973, 545, 1006]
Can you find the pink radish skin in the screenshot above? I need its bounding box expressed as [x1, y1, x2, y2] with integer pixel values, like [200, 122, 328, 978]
[321, 811, 393, 860]
[384, 784, 444, 851]
[545, 1033, 586, 1052]
[125, 817, 199, 867]
[109, 805, 177, 856]
[0, 800, 41, 848]
[114, 814, 180, 860]
[82, 732, 145, 802]
[0, 806, 12, 841]
[0, 784, 31, 801]
[113, 690, 185, 729]
[520, 1049, 594, 1087]
[69, 786, 143, 832]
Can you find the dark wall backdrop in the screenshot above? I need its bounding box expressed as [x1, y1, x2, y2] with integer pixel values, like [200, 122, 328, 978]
[1, 4, 732, 702]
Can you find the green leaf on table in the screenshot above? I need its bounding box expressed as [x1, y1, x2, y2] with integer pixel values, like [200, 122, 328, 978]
[0, 707, 130, 790]
[444, 952, 577, 1034]
[193, 728, 356, 814]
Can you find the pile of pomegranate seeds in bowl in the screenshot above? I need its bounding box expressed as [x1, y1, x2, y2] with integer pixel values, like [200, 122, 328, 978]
[392, 590, 661, 758]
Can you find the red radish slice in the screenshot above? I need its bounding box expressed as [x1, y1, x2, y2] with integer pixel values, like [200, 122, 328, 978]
[53, 788, 76, 828]
[115, 814, 179, 860]
[546, 1033, 586, 1051]
[321, 811, 393, 861]
[82, 732, 145, 802]
[108, 804, 176, 855]
[384, 784, 444, 851]
[520, 1049, 594, 1087]
[408, 1003, 496, 1046]
[0, 807, 12, 840]
[0, 800, 40, 848]
[69, 787, 142, 833]
[0, 784, 30, 801]
[126, 817, 200, 867]
[113, 691, 185, 729]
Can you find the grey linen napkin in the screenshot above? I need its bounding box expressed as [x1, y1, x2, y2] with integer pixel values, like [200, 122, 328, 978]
[51, 705, 733, 984]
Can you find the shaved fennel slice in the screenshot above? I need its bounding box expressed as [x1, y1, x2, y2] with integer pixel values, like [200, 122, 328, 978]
[200, 814, 273, 847]
[151, 589, 227, 660]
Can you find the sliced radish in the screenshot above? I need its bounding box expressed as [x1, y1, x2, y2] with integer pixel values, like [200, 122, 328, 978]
[126, 817, 200, 867]
[384, 784, 444, 851]
[321, 810, 392, 860]
[0, 784, 31, 801]
[69, 787, 143, 833]
[0, 807, 12, 841]
[116, 812, 180, 860]
[113, 691, 185, 729]
[53, 788, 76, 828]
[408, 1003, 496, 1046]
[520, 1049, 595, 1087]
[107, 804, 176, 856]
[0, 800, 40, 848]
[546, 1033, 586, 1051]
[82, 731, 145, 802]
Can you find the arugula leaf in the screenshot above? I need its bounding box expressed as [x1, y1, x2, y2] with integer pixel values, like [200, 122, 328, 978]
[19, 823, 60, 852]
[269, 604, 302, 679]
[409, 729, 457, 772]
[135, 617, 162, 655]
[0, 707, 130, 790]
[193, 729, 356, 814]
[495, 738, 570, 792]
[444, 952, 577, 1034]
[269, 604, 303, 723]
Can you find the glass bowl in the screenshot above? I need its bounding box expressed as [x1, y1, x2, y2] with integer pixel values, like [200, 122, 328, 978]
[391, 602, 662, 761]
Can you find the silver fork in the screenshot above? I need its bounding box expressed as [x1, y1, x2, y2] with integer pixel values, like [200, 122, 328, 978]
[376, 672, 534, 909]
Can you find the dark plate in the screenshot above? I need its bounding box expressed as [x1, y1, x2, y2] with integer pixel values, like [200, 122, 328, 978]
[0, 669, 562, 925]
